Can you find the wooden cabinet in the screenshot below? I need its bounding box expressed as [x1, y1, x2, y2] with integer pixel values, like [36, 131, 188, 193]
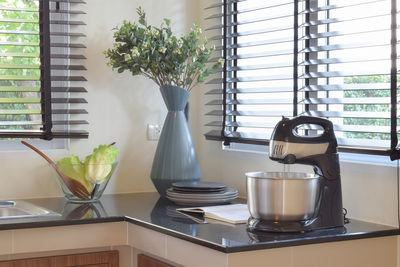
[0, 250, 118, 267]
[137, 254, 173, 267]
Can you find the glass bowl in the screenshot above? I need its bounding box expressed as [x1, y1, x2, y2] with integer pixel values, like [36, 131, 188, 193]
[51, 162, 118, 203]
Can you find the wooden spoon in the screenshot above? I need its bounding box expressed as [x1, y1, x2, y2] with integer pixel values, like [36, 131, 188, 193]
[21, 141, 91, 200]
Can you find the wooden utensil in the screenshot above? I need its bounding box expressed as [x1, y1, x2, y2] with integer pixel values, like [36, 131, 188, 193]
[21, 141, 91, 200]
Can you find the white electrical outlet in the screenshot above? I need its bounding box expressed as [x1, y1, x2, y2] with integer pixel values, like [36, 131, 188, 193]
[147, 124, 162, 141]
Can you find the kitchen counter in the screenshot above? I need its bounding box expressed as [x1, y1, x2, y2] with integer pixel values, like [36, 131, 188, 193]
[0, 192, 398, 253]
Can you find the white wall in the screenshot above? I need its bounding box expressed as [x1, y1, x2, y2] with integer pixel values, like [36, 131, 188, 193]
[0, 0, 199, 200]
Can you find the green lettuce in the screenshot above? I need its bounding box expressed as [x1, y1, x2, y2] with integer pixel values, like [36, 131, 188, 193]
[84, 145, 119, 184]
[57, 155, 94, 193]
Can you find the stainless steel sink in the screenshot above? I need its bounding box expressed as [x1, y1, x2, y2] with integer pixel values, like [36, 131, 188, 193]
[0, 200, 61, 220]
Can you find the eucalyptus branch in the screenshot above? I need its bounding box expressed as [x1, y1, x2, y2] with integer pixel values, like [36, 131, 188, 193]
[156, 65, 168, 86]
[188, 77, 199, 92]
[143, 72, 160, 86]
[182, 59, 191, 89]
[104, 7, 223, 91]
[143, 69, 162, 86]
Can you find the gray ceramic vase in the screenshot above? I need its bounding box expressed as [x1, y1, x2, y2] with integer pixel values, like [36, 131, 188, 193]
[150, 85, 201, 197]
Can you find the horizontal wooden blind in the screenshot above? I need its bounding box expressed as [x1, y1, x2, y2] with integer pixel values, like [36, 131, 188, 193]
[297, 0, 395, 154]
[0, 0, 88, 139]
[204, 0, 400, 156]
[204, 0, 296, 145]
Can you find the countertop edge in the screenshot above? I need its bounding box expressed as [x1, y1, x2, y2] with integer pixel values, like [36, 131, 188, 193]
[125, 217, 400, 253]
[224, 228, 400, 253]
[0, 216, 126, 231]
[0, 216, 398, 253]
[123, 217, 400, 253]
[124, 216, 229, 252]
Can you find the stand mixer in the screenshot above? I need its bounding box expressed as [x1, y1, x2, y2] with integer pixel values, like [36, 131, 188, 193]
[247, 116, 345, 232]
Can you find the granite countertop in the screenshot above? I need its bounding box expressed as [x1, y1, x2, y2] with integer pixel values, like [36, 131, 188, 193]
[0, 193, 398, 253]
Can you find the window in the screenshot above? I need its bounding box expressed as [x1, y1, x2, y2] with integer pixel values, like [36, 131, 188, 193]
[0, 0, 88, 141]
[204, 0, 400, 158]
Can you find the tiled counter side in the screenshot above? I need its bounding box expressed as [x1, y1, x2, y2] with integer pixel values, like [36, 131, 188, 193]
[0, 193, 397, 267]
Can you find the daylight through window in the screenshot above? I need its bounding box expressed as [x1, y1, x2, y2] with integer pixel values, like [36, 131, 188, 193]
[204, 0, 399, 156]
[0, 0, 88, 140]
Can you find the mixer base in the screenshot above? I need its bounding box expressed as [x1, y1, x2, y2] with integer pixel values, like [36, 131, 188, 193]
[247, 217, 317, 233]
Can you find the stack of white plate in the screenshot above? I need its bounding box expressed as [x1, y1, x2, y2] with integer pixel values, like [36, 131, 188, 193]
[166, 181, 238, 206]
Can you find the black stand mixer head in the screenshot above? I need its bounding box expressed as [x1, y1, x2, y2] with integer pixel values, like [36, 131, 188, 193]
[248, 116, 345, 233]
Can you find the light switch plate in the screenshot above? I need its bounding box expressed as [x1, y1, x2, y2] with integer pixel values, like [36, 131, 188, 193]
[147, 124, 162, 141]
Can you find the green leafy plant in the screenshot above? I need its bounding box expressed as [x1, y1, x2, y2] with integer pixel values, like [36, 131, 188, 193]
[104, 7, 224, 91]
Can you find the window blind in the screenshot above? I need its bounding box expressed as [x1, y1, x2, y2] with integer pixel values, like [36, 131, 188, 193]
[204, 0, 400, 157]
[204, 0, 297, 145]
[0, 0, 88, 140]
[297, 0, 396, 155]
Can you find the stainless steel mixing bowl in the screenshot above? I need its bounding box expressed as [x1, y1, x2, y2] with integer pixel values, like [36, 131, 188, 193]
[246, 172, 321, 222]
